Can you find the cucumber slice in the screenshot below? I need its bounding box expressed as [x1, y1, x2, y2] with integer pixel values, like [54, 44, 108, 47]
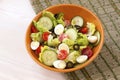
[38, 16, 53, 30]
[93, 31, 101, 46]
[33, 20, 48, 32]
[71, 16, 84, 27]
[65, 28, 77, 41]
[42, 11, 55, 20]
[42, 11, 57, 26]
[41, 50, 57, 66]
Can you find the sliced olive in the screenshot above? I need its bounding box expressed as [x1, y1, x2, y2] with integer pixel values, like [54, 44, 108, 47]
[73, 44, 80, 50]
[51, 33, 57, 38]
[54, 13, 59, 19]
[40, 42, 44, 46]
[66, 61, 74, 69]
[50, 28, 54, 33]
[74, 25, 81, 30]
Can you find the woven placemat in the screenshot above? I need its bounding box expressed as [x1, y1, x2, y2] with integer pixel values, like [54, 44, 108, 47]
[29, 0, 120, 80]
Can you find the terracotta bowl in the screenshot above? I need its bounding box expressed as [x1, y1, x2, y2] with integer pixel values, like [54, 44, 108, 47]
[25, 4, 104, 72]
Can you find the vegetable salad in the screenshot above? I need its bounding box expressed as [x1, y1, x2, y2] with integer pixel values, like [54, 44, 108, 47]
[30, 11, 100, 69]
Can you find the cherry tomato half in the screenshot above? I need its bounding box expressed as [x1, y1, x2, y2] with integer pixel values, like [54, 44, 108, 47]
[31, 26, 38, 33]
[79, 27, 88, 34]
[82, 47, 93, 59]
[35, 46, 42, 55]
[42, 32, 50, 41]
[57, 50, 68, 60]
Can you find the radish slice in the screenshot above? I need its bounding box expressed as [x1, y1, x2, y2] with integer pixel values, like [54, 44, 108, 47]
[58, 43, 69, 53]
[54, 24, 64, 35]
[30, 41, 40, 50]
[58, 33, 68, 42]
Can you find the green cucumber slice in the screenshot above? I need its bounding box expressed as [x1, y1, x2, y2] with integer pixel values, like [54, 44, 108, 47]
[93, 31, 100, 46]
[38, 16, 53, 30]
[71, 16, 84, 27]
[41, 50, 57, 66]
[42, 11, 57, 26]
[65, 28, 77, 41]
[42, 11, 55, 21]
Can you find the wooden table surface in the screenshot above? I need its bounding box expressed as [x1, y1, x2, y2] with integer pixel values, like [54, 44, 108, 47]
[0, 0, 65, 80]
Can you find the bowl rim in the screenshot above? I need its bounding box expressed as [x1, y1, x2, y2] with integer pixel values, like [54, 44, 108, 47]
[25, 4, 104, 73]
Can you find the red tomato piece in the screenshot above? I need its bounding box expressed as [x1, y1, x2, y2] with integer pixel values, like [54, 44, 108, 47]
[65, 20, 70, 27]
[31, 26, 38, 33]
[79, 27, 88, 34]
[42, 32, 50, 41]
[35, 46, 42, 55]
[57, 50, 68, 60]
[82, 47, 93, 59]
[58, 33, 68, 41]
